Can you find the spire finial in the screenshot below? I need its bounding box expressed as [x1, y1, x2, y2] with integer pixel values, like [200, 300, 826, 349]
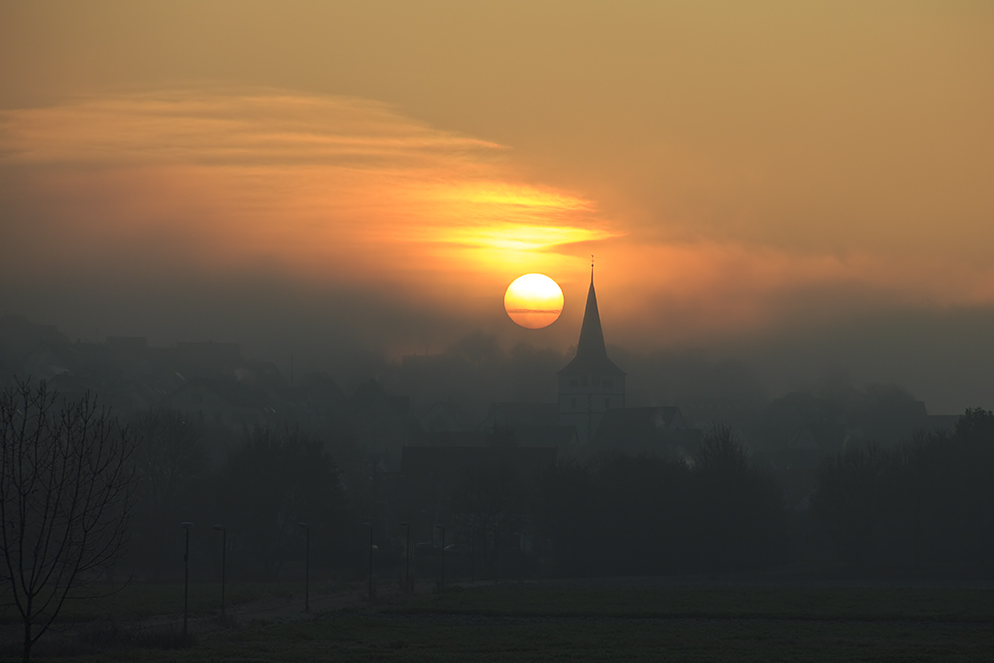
[590, 254, 594, 281]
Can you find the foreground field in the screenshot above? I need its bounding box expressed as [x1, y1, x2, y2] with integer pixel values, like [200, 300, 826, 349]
[0, 581, 311, 625]
[4, 583, 994, 661]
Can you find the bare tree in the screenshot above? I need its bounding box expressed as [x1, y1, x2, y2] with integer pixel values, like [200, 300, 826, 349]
[0, 381, 138, 662]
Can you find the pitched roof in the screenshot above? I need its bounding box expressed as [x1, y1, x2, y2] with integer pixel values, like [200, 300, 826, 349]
[594, 407, 686, 441]
[401, 446, 558, 484]
[163, 377, 280, 412]
[558, 273, 624, 377]
[483, 402, 558, 430]
[410, 430, 492, 447]
[593, 407, 699, 459]
[508, 425, 577, 447]
[420, 400, 471, 432]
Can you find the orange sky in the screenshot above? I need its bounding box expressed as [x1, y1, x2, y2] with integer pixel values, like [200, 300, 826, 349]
[1, 1, 993, 409]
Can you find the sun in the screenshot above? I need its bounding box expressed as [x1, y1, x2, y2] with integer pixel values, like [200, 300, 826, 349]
[504, 274, 564, 329]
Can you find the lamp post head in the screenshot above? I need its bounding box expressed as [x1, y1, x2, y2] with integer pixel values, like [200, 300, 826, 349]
[296, 522, 309, 529]
[181, 522, 193, 529]
[400, 521, 408, 527]
[213, 524, 224, 531]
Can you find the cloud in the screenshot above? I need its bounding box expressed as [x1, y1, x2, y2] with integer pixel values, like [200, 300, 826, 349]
[2, 87, 994, 364]
[0, 89, 615, 307]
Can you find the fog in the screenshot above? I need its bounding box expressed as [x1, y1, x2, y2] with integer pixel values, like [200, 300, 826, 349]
[5, 268, 994, 413]
[7, 4, 994, 660]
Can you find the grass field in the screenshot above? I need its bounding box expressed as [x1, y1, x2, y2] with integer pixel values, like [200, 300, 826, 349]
[3, 582, 994, 661]
[0, 581, 318, 624]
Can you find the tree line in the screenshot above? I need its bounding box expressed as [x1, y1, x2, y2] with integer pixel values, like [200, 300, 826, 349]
[812, 407, 994, 577]
[5, 379, 994, 660]
[537, 426, 788, 577]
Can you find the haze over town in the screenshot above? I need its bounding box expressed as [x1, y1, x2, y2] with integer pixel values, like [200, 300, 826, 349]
[3, 3, 994, 661]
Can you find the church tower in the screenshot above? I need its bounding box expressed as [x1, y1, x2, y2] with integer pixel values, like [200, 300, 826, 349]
[558, 266, 625, 444]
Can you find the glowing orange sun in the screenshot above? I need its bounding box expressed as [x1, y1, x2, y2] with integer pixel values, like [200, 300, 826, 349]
[503, 273, 564, 329]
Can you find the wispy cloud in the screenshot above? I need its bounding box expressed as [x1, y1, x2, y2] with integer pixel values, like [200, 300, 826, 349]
[0, 89, 614, 303]
[593, 238, 994, 347]
[0, 91, 503, 166]
[2, 88, 992, 352]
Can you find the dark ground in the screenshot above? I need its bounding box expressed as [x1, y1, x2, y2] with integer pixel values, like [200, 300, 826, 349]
[3, 575, 994, 661]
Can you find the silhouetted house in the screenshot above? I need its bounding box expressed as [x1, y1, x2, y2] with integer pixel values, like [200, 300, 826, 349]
[286, 371, 348, 430]
[480, 402, 575, 448]
[410, 430, 492, 448]
[397, 445, 558, 544]
[400, 446, 558, 495]
[129, 372, 186, 410]
[236, 360, 286, 388]
[592, 406, 700, 461]
[1, 315, 83, 384]
[483, 402, 558, 431]
[43, 372, 92, 405]
[558, 268, 625, 444]
[350, 380, 422, 471]
[105, 336, 148, 351]
[159, 378, 280, 428]
[174, 341, 242, 379]
[105, 336, 153, 376]
[421, 400, 471, 433]
[509, 425, 577, 447]
[19, 345, 73, 381]
[413, 425, 576, 449]
[0, 314, 72, 371]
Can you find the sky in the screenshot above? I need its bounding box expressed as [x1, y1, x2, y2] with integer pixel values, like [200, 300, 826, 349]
[1, 1, 993, 412]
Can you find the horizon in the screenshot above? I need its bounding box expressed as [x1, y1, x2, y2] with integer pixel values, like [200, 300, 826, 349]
[0, 309, 967, 421]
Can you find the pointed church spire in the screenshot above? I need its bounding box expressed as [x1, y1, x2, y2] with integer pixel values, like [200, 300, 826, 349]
[558, 263, 624, 377]
[576, 266, 607, 360]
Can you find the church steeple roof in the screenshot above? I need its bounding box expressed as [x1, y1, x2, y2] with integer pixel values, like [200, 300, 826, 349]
[558, 267, 625, 377]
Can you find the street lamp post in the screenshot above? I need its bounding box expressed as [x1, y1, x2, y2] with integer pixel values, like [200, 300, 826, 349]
[181, 522, 193, 637]
[212, 525, 226, 618]
[494, 525, 499, 583]
[470, 524, 476, 583]
[365, 521, 374, 601]
[297, 522, 309, 612]
[400, 521, 410, 593]
[435, 524, 446, 588]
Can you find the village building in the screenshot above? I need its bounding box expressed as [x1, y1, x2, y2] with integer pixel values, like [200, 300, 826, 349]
[557, 268, 626, 444]
[593, 406, 700, 462]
